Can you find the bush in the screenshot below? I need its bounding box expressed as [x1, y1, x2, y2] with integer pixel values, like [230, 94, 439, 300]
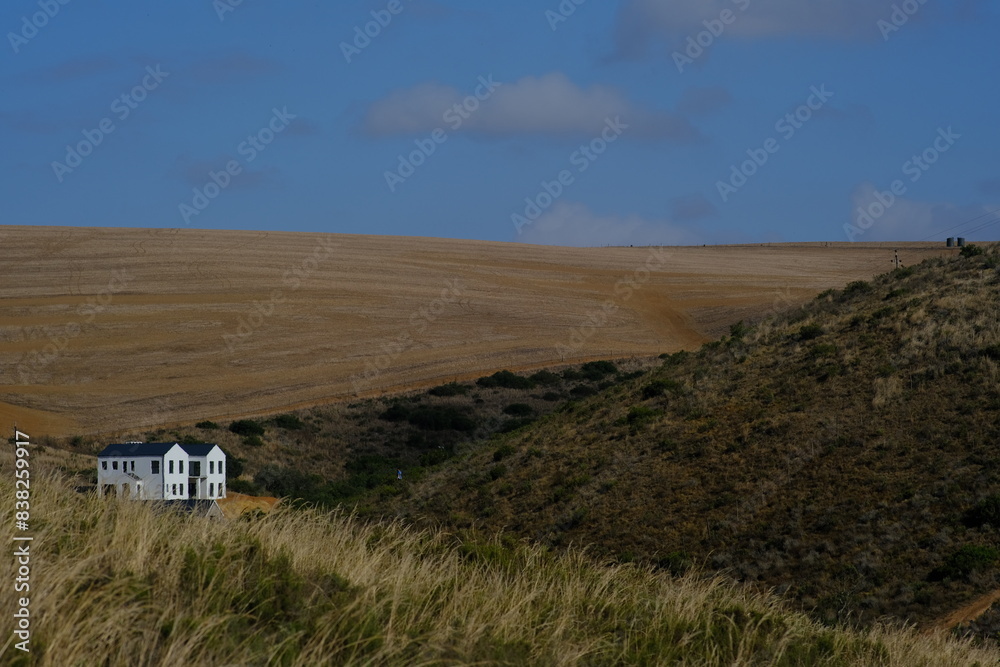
[274, 414, 305, 430]
[929, 545, 999, 581]
[541, 392, 562, 402]
[243, 435, 265, 448]
[642, 379, 683, 399]
[962, 496, 1000, 528]
[798, 324, 824, 341]
[230, 419, 265, 436]
[498, 418, 534, 433]
[570, 385, 597, 398]
[227, 479, 258, 494]
[195, 420, 219, 430]
[503, 403, 533, 417]
[407, 406, 477, 432]
[627, 406, 661, 426]
[528, 370, 562, 386]
[493, 444, 516, 462]
[379, 403, 410, 422]
[580, 361, 617, 381]
[476, 370, 536, 390]
[428, 382, 470, 397]
[960, 244, 985, 258]
[728, 321, 749, 340]
[221, 449, 243, 478]
[843, 281, 872, 296]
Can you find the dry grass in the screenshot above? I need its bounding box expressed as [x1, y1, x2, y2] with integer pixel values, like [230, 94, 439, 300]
[368, 246, 1000, 630]
[2, 465, 998, 666]
[0, 225, 956, 438]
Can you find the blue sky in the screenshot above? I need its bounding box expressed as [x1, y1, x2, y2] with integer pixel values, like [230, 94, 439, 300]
[2, 0, 999, 246]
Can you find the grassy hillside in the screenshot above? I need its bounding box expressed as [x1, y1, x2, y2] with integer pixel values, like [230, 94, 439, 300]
[363, 245, 1000, 630]
[3, 468, 999, 666]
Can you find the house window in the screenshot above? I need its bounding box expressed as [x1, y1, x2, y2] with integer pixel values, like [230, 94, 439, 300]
[191, 461, 201, 477]
[221, 461, 225, 476]
[209, 483, 214, 497]
[210, 461, 214, 474]
[152, 460, 160, 475]
[102, 461, 107, 470]
[179, 460, 185, 475]
[113, 461, 118, 470]
[169, 460, 174, 474]
[131, 461, 135, 471]
[172, 484, 177, 495]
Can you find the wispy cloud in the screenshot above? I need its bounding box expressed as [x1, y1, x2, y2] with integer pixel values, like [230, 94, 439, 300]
[519, 201, 700, 247]
[364, 72, 702, 142]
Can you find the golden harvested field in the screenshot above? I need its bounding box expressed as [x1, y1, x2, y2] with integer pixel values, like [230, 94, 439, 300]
[0, 225, 955, 437]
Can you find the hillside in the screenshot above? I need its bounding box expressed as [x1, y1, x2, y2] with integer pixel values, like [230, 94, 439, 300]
[358, 245, 1000, 630]
[0, 225, 954, 437]
[3, 466, 999, 666]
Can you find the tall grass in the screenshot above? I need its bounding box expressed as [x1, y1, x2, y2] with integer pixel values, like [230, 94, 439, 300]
[2, 469, 998, 666]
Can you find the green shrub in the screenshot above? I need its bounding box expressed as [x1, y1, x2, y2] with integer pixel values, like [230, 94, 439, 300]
[570, 385, 597, 398]
[528, 370, 562, 386]
[541, 392, 562, 402]
[379, 403, 410, 422]
[843, 280, 872, 296]
[809, 343, 838, 358]
[962, 496, 1000, 528]
[929, 545, 999, 581]
[428, 382, 470, 397]
[498, 418, 534, 433]
[274, 414, 305, 430]
[627, 406, 661, 426]
[642, 378, 683, 399]
[408, 406, 477, 432]
[477, 370, 535, 390]
[728, 321, 749, 340]
[195, 420, 219, 430]
[227, 479, 258, 494]
[504, 403, 533, 417]
[960, 244, 985, 258]
[580, 361, 617, 380]
[493, 444, 516, 462]
[243, 435, 265, 448]
[229, 419, 265, 436]
[798, 324, 824, 341]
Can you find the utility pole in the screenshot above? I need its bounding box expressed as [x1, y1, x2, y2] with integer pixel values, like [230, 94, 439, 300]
[891, 248, 901, 270]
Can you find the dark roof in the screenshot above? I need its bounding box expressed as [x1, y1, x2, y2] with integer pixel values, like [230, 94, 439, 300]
[179, 443, 221, 457]
[97, 442, 182, 457]
[97, 442, 221, 458]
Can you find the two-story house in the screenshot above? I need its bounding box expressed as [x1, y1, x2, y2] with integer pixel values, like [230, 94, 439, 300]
[97, 442, 227, 501]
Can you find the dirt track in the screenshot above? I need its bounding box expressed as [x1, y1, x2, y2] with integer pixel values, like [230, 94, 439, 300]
[0, 226, 956, 437]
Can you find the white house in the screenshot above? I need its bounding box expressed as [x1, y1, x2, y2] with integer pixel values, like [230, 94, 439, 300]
[97, 442, 227, 501]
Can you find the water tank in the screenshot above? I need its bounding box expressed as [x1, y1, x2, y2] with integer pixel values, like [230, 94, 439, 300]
[958, 237, 966, 247]
[947, 238, 955, 247]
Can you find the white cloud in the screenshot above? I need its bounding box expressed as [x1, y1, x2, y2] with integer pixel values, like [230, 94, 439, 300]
[846, 183, 997, 242]
[615, 0, 920, 56]
[519, 201, 701, 247]
[364, 72, 701, 142]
